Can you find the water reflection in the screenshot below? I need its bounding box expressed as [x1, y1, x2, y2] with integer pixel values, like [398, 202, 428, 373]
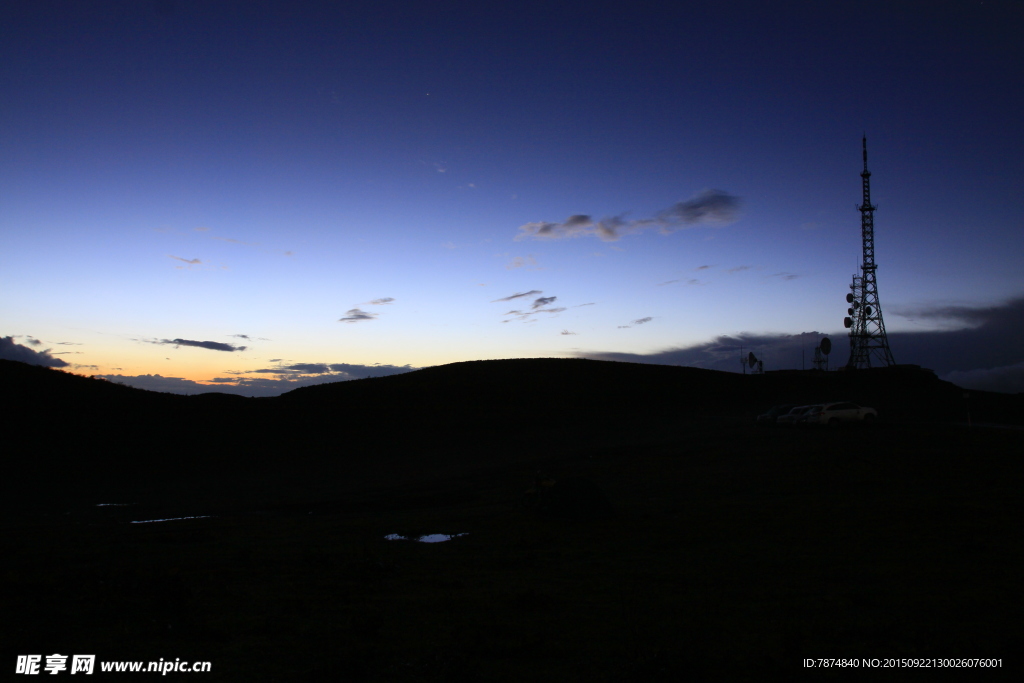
[385, 533, 467, 543]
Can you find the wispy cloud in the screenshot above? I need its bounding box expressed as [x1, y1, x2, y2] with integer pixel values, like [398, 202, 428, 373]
[169, 255, 202, 265]
[492, 290, 542, 303]
[367, 297, 395, 305]
[148, 338, 247, 352]
[515, 189, 741, 242]
[561, 330, 577, 335]
[506, 255, 540, 270]
[632, 317, 653, 325]
[770, 272, 800, 281]
[532, 296, 556, 309]
[338, 308, 377, 323]
[727, 265, 752, 273]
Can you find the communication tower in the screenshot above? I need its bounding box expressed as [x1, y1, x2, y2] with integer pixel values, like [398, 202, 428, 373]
[813, 336, 831, 371]
[844, 137, 896, 368]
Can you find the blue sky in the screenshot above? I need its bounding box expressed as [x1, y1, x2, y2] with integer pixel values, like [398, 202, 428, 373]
[3, 1, 1023, 395]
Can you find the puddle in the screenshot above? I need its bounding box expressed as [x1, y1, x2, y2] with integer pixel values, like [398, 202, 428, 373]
[130, 516, 212, 524]
[385, 533, 468, 543]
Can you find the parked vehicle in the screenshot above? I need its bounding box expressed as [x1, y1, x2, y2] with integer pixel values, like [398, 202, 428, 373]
[776, 405, 821, 427]
[800, 401, 878, 426]
[756, 404, 795, 426]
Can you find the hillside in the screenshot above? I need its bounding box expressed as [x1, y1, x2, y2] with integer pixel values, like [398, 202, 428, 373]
[3, 357, 1022, 679]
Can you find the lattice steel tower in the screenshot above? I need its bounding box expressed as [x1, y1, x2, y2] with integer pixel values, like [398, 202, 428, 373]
[844, 136, 895, 368]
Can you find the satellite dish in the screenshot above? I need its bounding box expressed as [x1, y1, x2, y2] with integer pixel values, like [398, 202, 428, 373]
[846, 293, 854, 303]
[748, 351, 757, 369]
[821, 337, 831, 355]
[853, 300, 860, 309]
[844, 316, 852, 328]
[864, 305, 873, 316]
[848, 308, 854, 315]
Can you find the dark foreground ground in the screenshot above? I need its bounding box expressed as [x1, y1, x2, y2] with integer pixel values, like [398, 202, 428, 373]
[3, 359, 1021, 680]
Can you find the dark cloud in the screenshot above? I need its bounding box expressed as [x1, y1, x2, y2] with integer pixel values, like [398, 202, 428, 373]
[657, 189, 741, 228]
[577, 296, 1024, 393]
[492, 290, 542, 302]
[771, 272, 800, 281]
[151, 338, 247, 352]
[25, 337, 43, 347]
[0, 336, 70, 368]
[515, 190, 740, 242]
[230, 334, 251, 340]
[632, 317, 653, 325]
[532, 296, 557, 309]
[338, 308, 377, 323]
[368, 297, 395, 305]
[102, 361, 419, 397]
[285, 363, 332, 374]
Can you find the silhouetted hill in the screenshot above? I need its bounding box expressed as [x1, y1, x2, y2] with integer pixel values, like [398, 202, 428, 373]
[5, 357, 1020, 512]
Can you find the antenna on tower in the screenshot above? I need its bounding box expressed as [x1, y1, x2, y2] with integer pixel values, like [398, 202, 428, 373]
[748, 351, 763, 375]
[845, 136, 896, 369]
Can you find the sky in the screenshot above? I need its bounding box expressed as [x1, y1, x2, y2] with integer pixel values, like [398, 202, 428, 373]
[3, 0, 1023, 396]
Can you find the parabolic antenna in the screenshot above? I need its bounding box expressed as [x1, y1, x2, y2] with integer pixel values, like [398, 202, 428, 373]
[844, 317, 852, 328]
[864, 305, 872, 316]
[853, 300, 860, 309]
[848, 307, 854, 315]
[846, 293, 854, 303]
[821, 337, 831, 355]
[748, 351, 757, 369]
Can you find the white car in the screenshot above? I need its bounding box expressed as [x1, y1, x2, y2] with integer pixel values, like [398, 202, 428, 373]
[801, 401, 877, 426]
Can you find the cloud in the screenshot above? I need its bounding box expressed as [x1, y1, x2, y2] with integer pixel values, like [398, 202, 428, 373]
[943, 363, 1024, 394]
[169, 255, 202, 264]
[0, 336, 70, 368]
[230, 334, 251, 340]
[657, 280, 680, 286]
[561, 330, 577, 336]
[506, 255, 540, 270]
[696, 265, 713, 271]
[726, 265, 752, 273]
[658, 190, 741, 228]
[101, 361, 420, 398]
[367, 297, 395, 305]
[492, 290, 542, 303]
[149, 338, 247, 352]
[632, 317, 653, 325]
[532, 296, 556, 309]
[575, 296, 1024, 392]
[770, 272, 800, 281]
[515, 189, 740, 242]
[338, 308, 377, 323]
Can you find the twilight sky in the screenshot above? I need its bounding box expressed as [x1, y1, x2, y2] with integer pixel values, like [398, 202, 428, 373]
[3, 1, 1023, 395]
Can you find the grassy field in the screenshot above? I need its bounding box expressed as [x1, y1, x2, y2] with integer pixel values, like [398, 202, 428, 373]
[4, 409, 1020, 680]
